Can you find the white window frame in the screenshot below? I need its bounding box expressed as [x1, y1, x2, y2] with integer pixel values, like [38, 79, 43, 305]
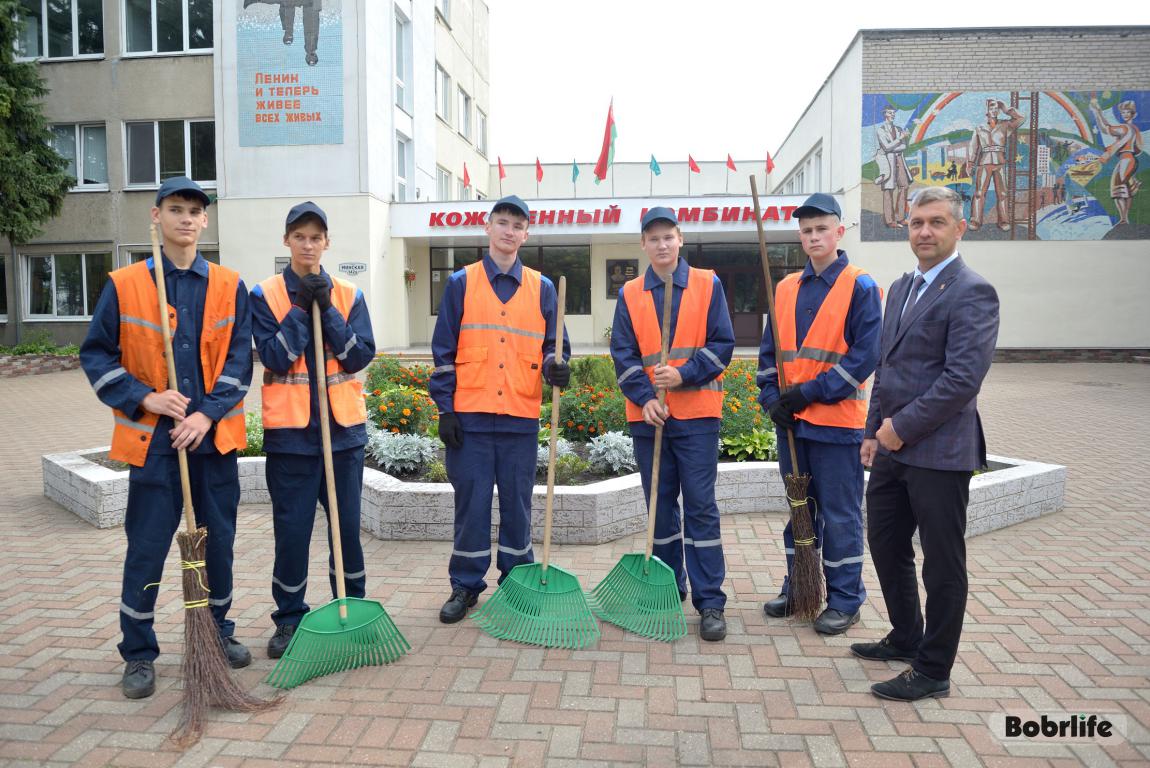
[435, 63, 451, 124]
[457, 177, 470, 201]
[434, 0, 450, 25]
[23, 251, 113, 320]
[476, 108, 488, 157]
[14, 0, 105, 61]
[121, 0, 213, 57]
[394, 8, 412, 113]
[457, 87, 471, 142]
[436, 166, 451, 201]
[50, 123, 109, 192]
[123, 118, 216, 189]
[475, 189, 485, 201]
[395, 132, 411, 202]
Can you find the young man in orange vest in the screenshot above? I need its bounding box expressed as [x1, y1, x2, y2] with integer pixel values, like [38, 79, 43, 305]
[757, 193, 883, 635]
[80, 177, 253, 699]
[250, 201, 376, 658]
[610, 207, 735, 641]
[429, 195, 569, 624]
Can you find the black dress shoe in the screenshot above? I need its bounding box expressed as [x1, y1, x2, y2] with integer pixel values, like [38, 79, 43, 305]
[762, 593, 793, 618]
[813, 608, 860, 635]
[871, 668, 950, 701]
[267, 624, 296, 659]
[439, 587, 478, 624]
[122, 659, 155, 699]
[699, 608, 726, 642]
[222, 636, 252, 669]
[850, 637, 917, 663]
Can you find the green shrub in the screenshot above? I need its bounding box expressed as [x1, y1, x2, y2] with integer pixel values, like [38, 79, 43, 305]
[552, 454, 591, 485]
[364, 355, 405, 393]
[720, 359, 767, 439]
[424, 460, 449, 483]
[239, 412, 264, 457]
[366, 387, 437, 435]
[720, 429, 777, 462]
[0, 329, 79, 356]
[570, 355, 617, 390]
[557, 385, 627, 442]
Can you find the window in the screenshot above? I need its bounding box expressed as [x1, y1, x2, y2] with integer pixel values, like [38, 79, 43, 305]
[395, 133, 411, 202]
[457, 177, 470, 201]
[436, 166, 451, 201]
[476, 109, 488, 156]
[435, 63, 451, 123]
[25, 252, 113, 318]
[519, 246, 592, 315]
[0, 255, 8, 318]
[429, 247, 479, 313]
[124, 0, 212, 55]
[125, 119, 215, 186]
[475, 189, 485, 201]
[394, 10, 411, 112]
[434, 0, 449, 24]
[457, 87, 471, 141]
[16, 0, 104, 59]
[50, 124, 108, 190]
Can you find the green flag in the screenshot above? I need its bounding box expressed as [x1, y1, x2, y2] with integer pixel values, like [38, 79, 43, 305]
[649, 154, 662, 176]
[572, 160, 580, 183]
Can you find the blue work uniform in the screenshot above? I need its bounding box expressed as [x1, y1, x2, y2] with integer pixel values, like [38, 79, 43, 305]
[250, 266, 376, 628]
[80, 253, 252, 662]
[756, 250, 882, 614]
[610, 257, 735, 611]
[429, 252, 569, 594]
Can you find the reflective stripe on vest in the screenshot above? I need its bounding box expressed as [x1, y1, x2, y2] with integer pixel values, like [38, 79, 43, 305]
[106, 258, 246, 467]
[775, 264, 869, 429]
[453, 261, 547, 419]
[257, 273, 367, 430]
[621, 267, 724, 422]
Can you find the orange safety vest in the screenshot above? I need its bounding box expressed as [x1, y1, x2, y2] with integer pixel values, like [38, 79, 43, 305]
[258, 273, 367, 430]
[453, 261, 547, 418]
[621, 267, 724, 422]
[775, 264, 869, 429]
[107, 258, 246, 467]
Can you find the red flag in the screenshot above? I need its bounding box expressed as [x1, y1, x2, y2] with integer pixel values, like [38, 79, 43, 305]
[593, 100, 616, 182]
[498, 157, 506, 179]
[536, 157, 544, 182]
[688, 155, 701, 174]
[766, 152, 776, 174]
[726, 154, 737, 171]
[462, 163, 471, 188]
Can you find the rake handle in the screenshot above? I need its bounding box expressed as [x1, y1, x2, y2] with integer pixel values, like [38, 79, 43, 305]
[749, 175, 800, 472]
[541, 276, 567, 581]
[150, 224, 197, 534]
[312, 301, 348, 622]
[643, 271, 675, 565]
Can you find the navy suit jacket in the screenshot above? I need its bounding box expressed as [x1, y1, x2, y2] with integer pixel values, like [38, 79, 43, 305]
[865, 255, 999, 472]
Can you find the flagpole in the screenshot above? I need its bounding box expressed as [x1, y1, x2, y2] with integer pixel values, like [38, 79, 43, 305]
[611, 163, 615, 197]
[726, 167, 730, 194]
[500, 177, 503, 196]
[573, 159, 577, 199]
[649, 167, 653, 196]
[688, 167, 691, 196]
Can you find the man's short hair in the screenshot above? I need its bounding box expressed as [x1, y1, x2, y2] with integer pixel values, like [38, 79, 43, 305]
[911, 186, 964, 221]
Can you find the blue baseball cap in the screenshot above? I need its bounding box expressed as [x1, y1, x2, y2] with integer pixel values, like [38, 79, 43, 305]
[491, 194, 530, 219]
[792, 193, 841, 220]
[641, 206, 678, 231]
[155, 176, 211, 207]
[285, 200, 329, 230]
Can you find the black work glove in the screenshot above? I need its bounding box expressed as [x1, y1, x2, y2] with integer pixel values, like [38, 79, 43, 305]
[301, 273, 332, 312]
[777, 386, 811, 415]
[292, 277, 315, 312]
[438, 412, 464, 449]
[767, 400, 798, 431]
[549, 361, 570, 389]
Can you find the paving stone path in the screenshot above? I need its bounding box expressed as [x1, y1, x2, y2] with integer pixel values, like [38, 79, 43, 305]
[0, 363, 1147, 766]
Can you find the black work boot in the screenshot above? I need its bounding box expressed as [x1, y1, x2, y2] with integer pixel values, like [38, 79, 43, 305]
[122, 659, 155, 699]
[221, 636, 252, 669]
[267, 624, 296, 659]
[439, 587, 478, 624]
[699, 608, 727, 642]
[762, 593, 793, 618]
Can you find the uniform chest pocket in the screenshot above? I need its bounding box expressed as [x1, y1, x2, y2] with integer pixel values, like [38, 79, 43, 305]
[513, 351, 543, 399]
[455, 346, 488, 389]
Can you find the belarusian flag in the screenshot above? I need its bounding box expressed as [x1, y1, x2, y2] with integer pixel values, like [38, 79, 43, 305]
[688, 155, 701, 173]
[571, 160, 580, 183]
[726, 154, 737, 171]
[462, 163, 471, 188]
[766, 152, 776, 174]
[536, 157, 544, 182]
[593, 100, 616, 184]
[498, 156, 506, 179]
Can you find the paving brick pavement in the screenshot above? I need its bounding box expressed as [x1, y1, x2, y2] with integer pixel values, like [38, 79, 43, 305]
[0, 363, 1147, 767]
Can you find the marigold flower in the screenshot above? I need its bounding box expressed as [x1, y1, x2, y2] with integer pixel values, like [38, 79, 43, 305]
[400, 418, 408, 425]
[379, 405, 386, 412]
[577, 425, 584, 431]
[402, 408, 411, 416]
[589, 426, 596, 433]
[567, 420, 575, 427]
[373, 389, 381, 396]
[391, 427, 400, 433]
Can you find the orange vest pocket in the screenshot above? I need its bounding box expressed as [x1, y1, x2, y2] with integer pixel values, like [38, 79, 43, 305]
[456, 346, 488, 389]
[514, 351, 543, 399]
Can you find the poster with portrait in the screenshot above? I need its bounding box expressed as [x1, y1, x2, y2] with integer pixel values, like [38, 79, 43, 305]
[237, 0, 344, 146]
[606, 259, 638, 299]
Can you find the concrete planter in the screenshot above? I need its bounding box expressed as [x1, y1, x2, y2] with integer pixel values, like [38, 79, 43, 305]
[44, 448, 1065, 544]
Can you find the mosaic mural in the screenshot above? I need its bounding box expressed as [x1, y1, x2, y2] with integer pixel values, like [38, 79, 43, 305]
[861, 91, 1149, 241]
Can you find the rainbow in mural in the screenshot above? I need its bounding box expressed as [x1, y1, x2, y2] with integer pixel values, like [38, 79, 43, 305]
[861, 91, 1148, 241]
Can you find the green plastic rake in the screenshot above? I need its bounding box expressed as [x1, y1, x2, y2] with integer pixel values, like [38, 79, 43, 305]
[589, 272, 687, 642]
[266, 304, 410, 689]
[472, 277, 600, 649]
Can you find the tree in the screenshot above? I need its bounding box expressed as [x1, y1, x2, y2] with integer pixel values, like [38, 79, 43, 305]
[0, 0, 73, 246]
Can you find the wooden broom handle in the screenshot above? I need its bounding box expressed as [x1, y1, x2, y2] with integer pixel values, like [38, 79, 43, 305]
[749, 176, 800, 471]
[541, 276, 567, 579]
[644, 271, 675, 562]
[150, 224, 197, 533]
[312, 302, 349, 620]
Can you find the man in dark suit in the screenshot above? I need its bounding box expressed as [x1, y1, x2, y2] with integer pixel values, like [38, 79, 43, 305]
[854, 186, 1000, 701]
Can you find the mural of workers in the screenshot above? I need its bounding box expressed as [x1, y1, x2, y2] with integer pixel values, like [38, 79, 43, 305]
[874, 106, 912, 228]
[968, 99, 1026, 231]
[1091, 97, 1144, 225]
